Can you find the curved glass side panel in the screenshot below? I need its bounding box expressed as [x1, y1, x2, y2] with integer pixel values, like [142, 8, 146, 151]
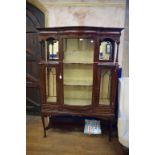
[46, 67, 57, 103]
[99, 69, 111, 105]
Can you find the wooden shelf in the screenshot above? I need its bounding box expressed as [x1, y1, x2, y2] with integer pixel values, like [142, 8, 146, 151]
[64, 98, 91, 106]
[63, 60, 93, 64]
[64, 80, 92, 86]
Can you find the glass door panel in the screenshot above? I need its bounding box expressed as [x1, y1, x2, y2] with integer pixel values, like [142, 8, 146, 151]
[46, 67, 57, 103]
[63, 63, 93, 106]
[99, 69, 111, 105]
[63, 38, 94, 106]
[64, 85, 92, 106]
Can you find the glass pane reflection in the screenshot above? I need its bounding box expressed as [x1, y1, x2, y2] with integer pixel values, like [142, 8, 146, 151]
[99, 41, 112, 60]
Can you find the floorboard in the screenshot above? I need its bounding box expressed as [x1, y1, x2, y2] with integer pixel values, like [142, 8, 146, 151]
[26, 115, 128, 155]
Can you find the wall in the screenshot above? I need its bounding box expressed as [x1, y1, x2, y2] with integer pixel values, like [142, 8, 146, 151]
[27, 0, 128, 76]
[122, 0, 129, 77]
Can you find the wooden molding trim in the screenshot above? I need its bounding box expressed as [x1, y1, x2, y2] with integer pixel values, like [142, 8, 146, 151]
[42, 1, 126, 8]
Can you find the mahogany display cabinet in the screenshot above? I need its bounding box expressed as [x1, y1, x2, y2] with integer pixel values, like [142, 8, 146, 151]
[38, 26, 123, 140]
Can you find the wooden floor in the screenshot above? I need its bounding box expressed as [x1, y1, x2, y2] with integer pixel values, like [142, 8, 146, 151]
[27, 115, 128, 155]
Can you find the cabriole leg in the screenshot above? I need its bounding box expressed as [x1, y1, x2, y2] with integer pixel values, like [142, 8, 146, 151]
[41, 115, 47, 137]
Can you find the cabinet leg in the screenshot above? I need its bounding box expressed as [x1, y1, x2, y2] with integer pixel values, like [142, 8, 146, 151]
[41, 116, 47, 138]
[109, 119, 113, 141]
[43, 128, 46, 138]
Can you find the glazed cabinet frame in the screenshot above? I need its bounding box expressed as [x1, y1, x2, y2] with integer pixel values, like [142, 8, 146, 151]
[39, 62, 63, 110]
[38, 26, 123, 141]
[94, 64, 118, 114]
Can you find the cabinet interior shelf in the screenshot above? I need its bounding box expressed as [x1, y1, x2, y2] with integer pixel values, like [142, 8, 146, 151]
[63, 60, 93, 64]
[64, 80, 92, 86]
[64, 98, 92, 106]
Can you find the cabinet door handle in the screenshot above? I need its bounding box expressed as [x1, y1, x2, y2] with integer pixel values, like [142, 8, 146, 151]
[59, 75, 62, 79]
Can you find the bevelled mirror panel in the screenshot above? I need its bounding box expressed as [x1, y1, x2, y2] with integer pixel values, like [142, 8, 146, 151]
[47, 39, 59, 60]
[99, 41, 113, 61]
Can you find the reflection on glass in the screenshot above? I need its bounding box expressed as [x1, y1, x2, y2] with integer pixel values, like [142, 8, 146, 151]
[62, 38, 94, 106]
[99, 69, 111, 105]
[99, 41, 112, 60]
[63, 38, 94, 63]
[46, 67, 57, 103]
[47, 39, 59, 59]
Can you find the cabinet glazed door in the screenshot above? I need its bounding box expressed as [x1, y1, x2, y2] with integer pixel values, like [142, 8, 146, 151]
[46, 66, 58, 103]
[96, 65, 118, 110]
[99, 68, 112, 106]
[62, 38, 94, 107]
[40, 64, 62, 106]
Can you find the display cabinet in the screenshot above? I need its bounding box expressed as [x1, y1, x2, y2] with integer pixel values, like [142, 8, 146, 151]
[38, 26, 123, 140]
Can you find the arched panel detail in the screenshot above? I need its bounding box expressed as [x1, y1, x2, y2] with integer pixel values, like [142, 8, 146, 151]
[26, 2, 45, 114]
[26, 10, 40, 27]
[102, 38, 115, 43]
[27, 0, 48, 26]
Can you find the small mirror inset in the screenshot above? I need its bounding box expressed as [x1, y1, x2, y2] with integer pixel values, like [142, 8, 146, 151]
[99, 41, 112, 61]
[47, 39, 59, 60]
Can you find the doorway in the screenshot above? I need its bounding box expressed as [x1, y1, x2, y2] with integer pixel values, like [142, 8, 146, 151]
[26, 2, 45, 114]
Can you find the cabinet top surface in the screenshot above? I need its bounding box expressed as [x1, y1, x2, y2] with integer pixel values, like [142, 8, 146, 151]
[37, 26, 124, 33]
